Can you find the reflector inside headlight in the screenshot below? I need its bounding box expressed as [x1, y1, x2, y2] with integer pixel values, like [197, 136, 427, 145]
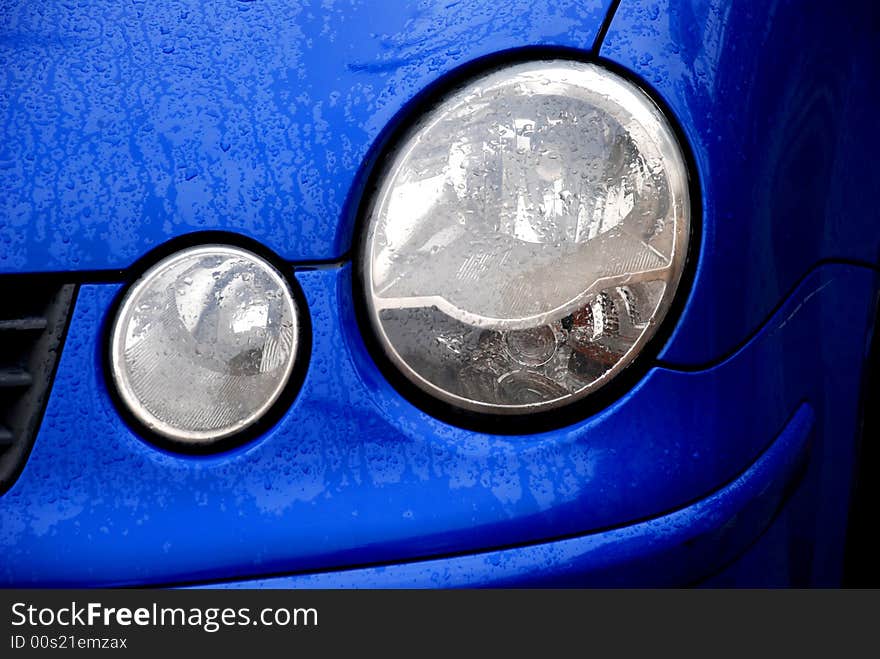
[110, 245, 299, 445]
[361, 60, 690, 415]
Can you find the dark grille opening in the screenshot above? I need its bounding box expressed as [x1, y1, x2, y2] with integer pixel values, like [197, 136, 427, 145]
[0, 280, 76, 493]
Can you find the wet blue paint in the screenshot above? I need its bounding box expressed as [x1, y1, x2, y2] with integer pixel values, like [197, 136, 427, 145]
[0, 0, 612, 273]
[202, 404, 815, 587]
[601, 0, 880, 364]
[0, 263, 874, 585]
[1, 0, 878, 587]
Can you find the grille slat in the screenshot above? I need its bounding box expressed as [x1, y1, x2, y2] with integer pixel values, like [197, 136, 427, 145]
[0, 318, 49, 332]
[0, 368, 34, 389]
[0, 280, 75, 493]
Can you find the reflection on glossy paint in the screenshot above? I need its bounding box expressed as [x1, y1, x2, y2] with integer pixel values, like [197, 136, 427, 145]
[602, 0, 880, 364]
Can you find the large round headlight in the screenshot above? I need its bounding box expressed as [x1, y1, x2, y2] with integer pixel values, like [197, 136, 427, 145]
[360, 60, 691, 415]
[110, 245, 299, 445]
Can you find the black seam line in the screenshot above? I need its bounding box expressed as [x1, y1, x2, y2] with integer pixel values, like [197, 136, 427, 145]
[592, 0, 622, 53]
[6, 255, 877, 373]
[142, 402, 810, 590]
[0, 252, 354, 285]
[288, 252, 352, 271]
[657, 257, 880, 374]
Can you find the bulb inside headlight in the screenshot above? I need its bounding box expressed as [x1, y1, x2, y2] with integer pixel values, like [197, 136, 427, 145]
[110, 245, 299, 445]
[361, 60, 690, 415]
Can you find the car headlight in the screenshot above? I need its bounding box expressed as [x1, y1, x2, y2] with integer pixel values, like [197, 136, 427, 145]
[360, 60, 691, 416]
[110, 245, 300, 446]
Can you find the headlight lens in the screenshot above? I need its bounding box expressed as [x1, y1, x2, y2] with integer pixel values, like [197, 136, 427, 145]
[361, 60, 690, 415]
[110, 245, 299, 445]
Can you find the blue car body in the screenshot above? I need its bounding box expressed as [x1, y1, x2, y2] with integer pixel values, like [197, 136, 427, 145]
[1, 0, 878, 586]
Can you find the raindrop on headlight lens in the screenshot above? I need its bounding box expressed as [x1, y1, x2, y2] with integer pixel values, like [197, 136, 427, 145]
[361, 60, 691, 415]
[110, 245, 299, 445]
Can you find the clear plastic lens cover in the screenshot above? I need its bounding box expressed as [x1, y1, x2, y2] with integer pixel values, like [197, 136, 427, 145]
[110, 245, 298, 443]
[362, 60, 690, 414]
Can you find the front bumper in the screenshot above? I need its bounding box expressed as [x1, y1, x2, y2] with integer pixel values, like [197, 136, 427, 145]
[206, 403, 813, 587]
[0, 262, 875, 586]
